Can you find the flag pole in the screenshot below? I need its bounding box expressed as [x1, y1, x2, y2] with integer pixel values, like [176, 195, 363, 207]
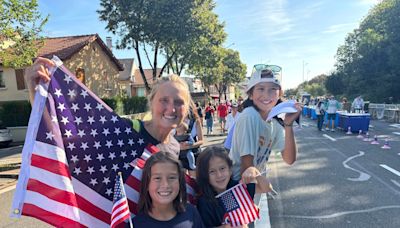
[216, 169, 269, 198]
[118, 172, 133, 228]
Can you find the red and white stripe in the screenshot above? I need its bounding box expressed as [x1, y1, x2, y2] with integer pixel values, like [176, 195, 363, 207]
[226, 184, 260, 226]
[21, 141, 111, 227]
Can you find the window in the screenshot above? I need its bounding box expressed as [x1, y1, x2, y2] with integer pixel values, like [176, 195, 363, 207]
[0, 70, 5, 88]
[15, 69, 26, 90]
[75, 68, 85, 84]
[137, 87, 145, 97]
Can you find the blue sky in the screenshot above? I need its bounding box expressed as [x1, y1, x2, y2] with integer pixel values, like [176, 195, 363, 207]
[38, 0, 378, 89]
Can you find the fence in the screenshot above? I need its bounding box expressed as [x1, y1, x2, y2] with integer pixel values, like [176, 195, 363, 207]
[368, 103, 400, 123]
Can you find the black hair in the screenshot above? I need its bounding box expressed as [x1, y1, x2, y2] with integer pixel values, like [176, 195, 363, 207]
[196, 146, 232, 204]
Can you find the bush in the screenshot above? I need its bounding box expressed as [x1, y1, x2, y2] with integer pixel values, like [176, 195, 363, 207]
[0, 101, 32, 127]
[102, 96, 148, 115]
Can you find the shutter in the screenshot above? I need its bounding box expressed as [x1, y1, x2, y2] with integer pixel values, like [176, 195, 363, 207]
[15, 69, 26, 90]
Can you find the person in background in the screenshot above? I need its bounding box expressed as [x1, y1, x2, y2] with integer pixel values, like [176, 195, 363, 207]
[175, 122, 196, 170]
[341, 97, 351, 113]
[195, 102, 203, 127]
[325, 95, 340, 132]
[315, 100, 325, 131]
[134, 152, 205, 227]
[224, 101, 240, 133]
[352, 95, 364, 113]
[204, 103, 214, 135]
[217, 100, 228, 133]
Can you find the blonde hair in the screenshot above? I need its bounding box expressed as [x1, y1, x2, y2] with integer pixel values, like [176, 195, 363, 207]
[148, 74, 192, 115]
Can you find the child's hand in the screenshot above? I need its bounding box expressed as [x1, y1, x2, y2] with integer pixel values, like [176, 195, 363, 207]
[283, 102, 302, 126]
[241, 166, 260, 184]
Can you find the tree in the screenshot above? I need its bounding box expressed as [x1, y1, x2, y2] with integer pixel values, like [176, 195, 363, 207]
[98, 0, 224, 92]
[331, 0, 400, 102]
[0, 0, 48, 68]
[166, 0, 226, 76]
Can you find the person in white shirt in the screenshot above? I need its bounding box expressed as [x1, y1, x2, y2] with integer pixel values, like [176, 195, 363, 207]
[325, 95, 340, 131]
[224, 101, 240, 133]
[352, 95, 364, 112]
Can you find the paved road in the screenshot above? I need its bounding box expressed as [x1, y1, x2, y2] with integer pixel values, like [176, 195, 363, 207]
[267, 119, 400, 228]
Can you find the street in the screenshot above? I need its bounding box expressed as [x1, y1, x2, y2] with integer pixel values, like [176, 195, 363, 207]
[267, 119, 400, 228]
[1, 119, 399, 227]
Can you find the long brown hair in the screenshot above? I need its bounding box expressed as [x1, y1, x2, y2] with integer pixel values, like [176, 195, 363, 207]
[137, 151, 187, 214]
[196, 146, 232, 204]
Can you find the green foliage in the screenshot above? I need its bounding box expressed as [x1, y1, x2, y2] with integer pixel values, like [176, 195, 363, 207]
[331, 0, 400, 102]
[0, 0, 48, 68]
[102, 96, 148, 115]
[98, 0, 223, 91]
[0, 100, 31, 127]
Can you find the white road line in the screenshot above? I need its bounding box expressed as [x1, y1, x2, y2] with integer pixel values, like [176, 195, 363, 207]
[389, 124, 400, 128]
[322, 134, 337, 141]
[343, 151, 370, 181]
[391, 179, 400, 188]
[278, 205, 400, 219]
[380, 164, 400, 177]
[392, 132, 400, 136]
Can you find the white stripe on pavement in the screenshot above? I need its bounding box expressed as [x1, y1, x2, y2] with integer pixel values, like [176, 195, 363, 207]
[380, 164, 400, 177]
[391, 179, 400, 188]
[322, 134, 337, 141]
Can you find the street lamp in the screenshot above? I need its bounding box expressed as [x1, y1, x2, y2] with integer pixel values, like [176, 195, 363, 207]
[302, 60, 308, 83]
[225, 42, 235, 48]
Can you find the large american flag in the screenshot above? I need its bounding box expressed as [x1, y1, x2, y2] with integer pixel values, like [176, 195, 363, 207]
[217, 183, 260, 227]
[11, 57, 196, 227]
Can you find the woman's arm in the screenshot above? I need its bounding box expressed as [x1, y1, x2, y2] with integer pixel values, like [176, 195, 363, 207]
[24, 57, 55, 105]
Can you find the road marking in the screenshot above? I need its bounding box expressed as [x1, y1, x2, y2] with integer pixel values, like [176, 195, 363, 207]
[392, 132, 400, 136]
[322, 134, 336, 141]
[343, 151, 370, 181]
[380, 164, 400, 177]
[277, 205, 400, 219]
[391, 179, 400, 188]
[389, 124, 400, 128]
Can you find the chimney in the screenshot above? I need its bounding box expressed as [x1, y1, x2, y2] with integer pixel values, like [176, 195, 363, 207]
[106, 37, 112, 52]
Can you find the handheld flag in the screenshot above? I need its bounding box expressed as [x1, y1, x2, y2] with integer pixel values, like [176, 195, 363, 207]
[111, 172, 132, 228]
[216, 183, 260, 227]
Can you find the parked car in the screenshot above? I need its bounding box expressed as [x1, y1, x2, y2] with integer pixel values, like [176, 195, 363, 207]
[0, 123, 12, 148]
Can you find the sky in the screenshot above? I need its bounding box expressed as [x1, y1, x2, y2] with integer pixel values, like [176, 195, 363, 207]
[37, 0, 379, 89]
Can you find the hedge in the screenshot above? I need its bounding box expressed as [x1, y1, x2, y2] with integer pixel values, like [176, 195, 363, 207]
[0, 96, 148, 127]
[101, 96, 148, 116]
[0, 101, 32, 127]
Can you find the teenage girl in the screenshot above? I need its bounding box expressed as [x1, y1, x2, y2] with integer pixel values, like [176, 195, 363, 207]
[196, 146, 271, 227]
[134, 152, 205, 228]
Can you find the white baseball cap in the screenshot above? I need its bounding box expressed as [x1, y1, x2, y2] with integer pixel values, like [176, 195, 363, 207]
[246, 68, 281, 92]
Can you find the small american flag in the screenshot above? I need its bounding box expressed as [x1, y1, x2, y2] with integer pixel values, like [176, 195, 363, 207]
[11, 56, 196, 227]
[111, 173, 131, 228]
[217, 183, 260, 227]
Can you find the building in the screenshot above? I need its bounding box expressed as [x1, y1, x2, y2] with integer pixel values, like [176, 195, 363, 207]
[0, 34, 124, 102]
